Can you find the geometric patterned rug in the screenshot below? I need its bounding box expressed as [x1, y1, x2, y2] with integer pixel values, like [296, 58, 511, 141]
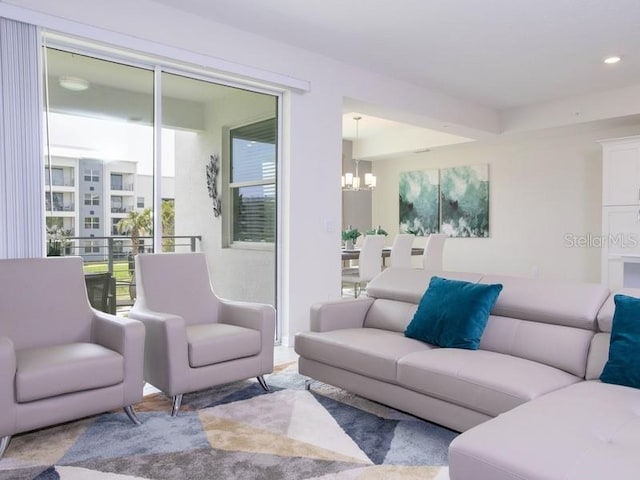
[0, 363, 456, 480]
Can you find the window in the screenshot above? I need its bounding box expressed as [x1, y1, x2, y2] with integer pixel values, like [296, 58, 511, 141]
[229, 118, 277, 243]
[112, 218, 121, 235]
[111, 173, 123, 190]
[46, 192, 64, 211]
[84, 217, 100, 229]
[84, 193, 99, 206]
[137, 196, 145, 208]
[84, 169, 99, 182]
[112, 196, 123, 212]
[45, 167, 65, 186]
[84, 241, 100, 254]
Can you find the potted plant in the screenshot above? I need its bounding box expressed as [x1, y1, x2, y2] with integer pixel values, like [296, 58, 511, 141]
[341, 226, 361, 250]
[366, 225, 388, 236]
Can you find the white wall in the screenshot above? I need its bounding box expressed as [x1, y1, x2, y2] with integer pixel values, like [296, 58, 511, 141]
[373, 120, 640, 282]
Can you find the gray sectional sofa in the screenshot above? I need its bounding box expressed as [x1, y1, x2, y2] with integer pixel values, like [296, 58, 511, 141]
[294, 268, 640, 479]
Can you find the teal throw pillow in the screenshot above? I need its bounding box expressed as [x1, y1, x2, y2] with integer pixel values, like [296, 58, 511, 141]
[600, 294, 640, 389]
[404, 276, 503, 349]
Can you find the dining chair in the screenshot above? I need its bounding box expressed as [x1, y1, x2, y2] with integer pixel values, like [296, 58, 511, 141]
[341, 234, 385, 297]
[84, 271, 114, 314]
[422, 233, 447, 270]
[389, 233, 415, 268]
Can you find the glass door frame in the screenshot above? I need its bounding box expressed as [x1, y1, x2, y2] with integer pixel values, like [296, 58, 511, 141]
[43, 36, 284, 343]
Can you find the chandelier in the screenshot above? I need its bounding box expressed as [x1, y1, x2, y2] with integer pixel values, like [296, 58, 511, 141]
[342, 116, 376, 191]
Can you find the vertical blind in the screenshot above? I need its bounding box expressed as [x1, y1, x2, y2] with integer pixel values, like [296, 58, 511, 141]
[0, 17, 43, 258]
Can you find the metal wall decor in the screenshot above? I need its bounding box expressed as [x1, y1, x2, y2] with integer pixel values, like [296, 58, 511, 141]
[206, 154, 222, 217]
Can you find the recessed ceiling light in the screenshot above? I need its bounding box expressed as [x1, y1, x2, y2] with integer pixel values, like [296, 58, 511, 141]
[59, 76, 90, 91]
[604, 56, 622, 65]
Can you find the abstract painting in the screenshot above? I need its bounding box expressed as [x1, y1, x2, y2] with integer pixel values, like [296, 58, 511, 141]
[399, 169, 440, 236]
[440, 165, 489, 237]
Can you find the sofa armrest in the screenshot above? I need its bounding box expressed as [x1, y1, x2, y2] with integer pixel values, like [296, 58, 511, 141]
[219, 299, 276, 374]
[128, 308, 190, 396]
[310, 297, 374, 332]
[0, 336, 17, 437]
[91, 311, 145, 406]
[219, 299, 275, 332]
[92, 311, 144, 356]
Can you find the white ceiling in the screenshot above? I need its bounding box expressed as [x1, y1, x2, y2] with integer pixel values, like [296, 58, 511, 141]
[46, 1, 640, 159]
[152, 0, 640, 110]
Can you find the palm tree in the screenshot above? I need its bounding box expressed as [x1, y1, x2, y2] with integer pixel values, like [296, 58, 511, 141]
[116, 208, 151, 255]
[161, 199, 175, 252]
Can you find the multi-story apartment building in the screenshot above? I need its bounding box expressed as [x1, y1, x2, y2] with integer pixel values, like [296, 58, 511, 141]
[45, 156, 140, 261]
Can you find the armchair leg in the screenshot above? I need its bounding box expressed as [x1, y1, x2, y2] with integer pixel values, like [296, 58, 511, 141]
[304, 378, 315, 391]
[171, 394, 183, 417]
[257, 375, 270, 392]
[0, 436, 10, 459]
[123, 405, 142, 425]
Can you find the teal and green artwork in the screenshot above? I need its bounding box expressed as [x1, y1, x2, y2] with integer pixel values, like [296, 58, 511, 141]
[440, 165, 489, 237]
[399, 169, 440, 236]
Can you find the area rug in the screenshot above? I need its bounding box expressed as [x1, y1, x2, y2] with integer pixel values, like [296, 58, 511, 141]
[0, 363, 456, 480]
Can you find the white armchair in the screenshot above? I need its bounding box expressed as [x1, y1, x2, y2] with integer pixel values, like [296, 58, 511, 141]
[129, 253, 275, 416]
[0, 257, 145, 459]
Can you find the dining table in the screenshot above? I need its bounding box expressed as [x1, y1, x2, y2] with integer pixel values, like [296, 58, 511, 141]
[341, 247, 424, 264]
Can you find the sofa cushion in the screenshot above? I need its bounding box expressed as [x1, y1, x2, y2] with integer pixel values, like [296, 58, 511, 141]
[186, 323, 261, 368]
[405, 277, 502, 349]
[449, 381, 640, 480]
[295, 328, 433, 383]
[397, 349, 581, 417]
[600, 294, 640, 388]
[16, 342, 124, 403]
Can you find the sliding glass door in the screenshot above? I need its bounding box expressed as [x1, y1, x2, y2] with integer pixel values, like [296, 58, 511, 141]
[42, 43, 280, 339]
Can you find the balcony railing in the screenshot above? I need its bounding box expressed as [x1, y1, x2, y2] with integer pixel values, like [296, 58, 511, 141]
[45, 179, 75, 187]
[46, 202, 75, 212]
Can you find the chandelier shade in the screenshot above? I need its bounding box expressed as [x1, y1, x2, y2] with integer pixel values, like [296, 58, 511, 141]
[342, 115, 376, 191]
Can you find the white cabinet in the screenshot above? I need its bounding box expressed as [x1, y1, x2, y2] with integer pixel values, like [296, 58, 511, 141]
[602, 206, 640, 288]
[601, 135, 640, 287]
[601, 136, 640, 206]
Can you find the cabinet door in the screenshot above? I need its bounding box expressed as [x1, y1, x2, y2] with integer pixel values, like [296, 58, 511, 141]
[602, 143, 640, 206]
[603, 206, 640, 256]
[602, 206, 640, 287]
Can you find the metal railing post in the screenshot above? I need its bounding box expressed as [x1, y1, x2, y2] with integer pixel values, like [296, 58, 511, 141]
[107, 237, 114, 273]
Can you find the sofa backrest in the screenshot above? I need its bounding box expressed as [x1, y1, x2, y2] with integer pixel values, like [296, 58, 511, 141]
[364, 268, 611, 378]
[364, 269, 483, 332]
[0, 256, 94, 350]
[135, 252, 220, 326]
[482, 274, 610, 331]
[478, 275, 609, 378]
